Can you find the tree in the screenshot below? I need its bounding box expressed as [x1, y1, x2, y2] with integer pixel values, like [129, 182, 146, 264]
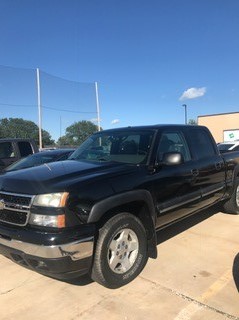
[0, 118, 54, 146]
[188, 119, 198, 125]
[57, 120, 100, 146]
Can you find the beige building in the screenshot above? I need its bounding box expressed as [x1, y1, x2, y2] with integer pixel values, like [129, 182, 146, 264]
[198, 112, 239, 143]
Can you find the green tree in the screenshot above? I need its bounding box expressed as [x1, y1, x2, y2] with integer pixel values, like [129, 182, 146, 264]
[188, 119, 198, 125]
[0, 118, 54, 146]
[58, 120, 100, 146]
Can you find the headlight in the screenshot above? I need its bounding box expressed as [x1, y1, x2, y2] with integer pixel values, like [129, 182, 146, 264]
[33, 192, 69, 207]
[29, 213, 65, 228]
[30, 192, 68, 228]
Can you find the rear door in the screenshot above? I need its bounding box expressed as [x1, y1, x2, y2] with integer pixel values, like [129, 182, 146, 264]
[185, 127, 225, 208]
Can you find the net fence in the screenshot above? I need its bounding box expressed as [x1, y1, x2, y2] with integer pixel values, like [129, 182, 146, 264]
[0, 65, 98, 143]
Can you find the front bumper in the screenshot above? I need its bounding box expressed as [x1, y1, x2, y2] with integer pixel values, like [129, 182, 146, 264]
[0, 234, 94, 279]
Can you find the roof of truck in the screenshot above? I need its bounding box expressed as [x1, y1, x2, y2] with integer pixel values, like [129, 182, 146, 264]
[0, 138, 36, 142]
[95, 124, 202, 133]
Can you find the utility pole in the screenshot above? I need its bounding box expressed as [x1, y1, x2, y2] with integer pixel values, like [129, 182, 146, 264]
[60, 115, 62, 139]
[182, 104, 187, 124]
[95, 82, 101, 131]
[36, 68, 43, 149]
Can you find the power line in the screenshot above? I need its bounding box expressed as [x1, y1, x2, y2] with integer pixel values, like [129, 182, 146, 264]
[0, 102, 36, 107]
[0, 102, 96, 114]
[42, 105, 96, 114]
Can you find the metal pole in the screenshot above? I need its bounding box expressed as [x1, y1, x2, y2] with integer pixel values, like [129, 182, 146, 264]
[36, 68, 43, 149]
[95, 82, 101, 131]
[60, 115, 62, 139]
[182, 104, 187, 124]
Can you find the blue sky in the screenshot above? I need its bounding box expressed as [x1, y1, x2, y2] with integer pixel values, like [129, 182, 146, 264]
[0, 0, 239, 141]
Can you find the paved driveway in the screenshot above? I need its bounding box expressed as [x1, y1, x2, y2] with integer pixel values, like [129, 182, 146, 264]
[0, 208, 238, 320]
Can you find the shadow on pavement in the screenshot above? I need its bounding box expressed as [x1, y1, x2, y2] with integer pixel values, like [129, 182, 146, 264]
[156, 205, 220, 245]
[232, 253, 239, 292]
[61, 274, 94, 286]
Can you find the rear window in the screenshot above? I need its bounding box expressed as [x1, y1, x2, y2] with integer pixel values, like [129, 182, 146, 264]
[18, 141, 33, 157]
[189, 128, 216, 159]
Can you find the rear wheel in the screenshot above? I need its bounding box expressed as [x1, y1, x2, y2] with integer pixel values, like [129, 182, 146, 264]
[91, 212, 148, 288]
[223, 178, 239, 214]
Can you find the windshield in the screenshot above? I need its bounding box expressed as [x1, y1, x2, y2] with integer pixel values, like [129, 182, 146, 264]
[69, 130, 155, 164]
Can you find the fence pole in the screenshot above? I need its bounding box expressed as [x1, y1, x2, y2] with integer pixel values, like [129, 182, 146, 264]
[36, 68, 43, 149]
[95, 82, 101, 131]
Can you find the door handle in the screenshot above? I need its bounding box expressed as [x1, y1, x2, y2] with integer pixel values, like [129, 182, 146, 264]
[191, 169, 199, 177]
[215, 162, 222, 170]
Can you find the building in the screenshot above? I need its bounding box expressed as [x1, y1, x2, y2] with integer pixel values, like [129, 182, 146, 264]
[198, 112, 239, 143]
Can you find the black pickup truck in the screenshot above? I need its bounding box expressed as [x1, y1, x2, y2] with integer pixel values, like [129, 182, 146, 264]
[0, 125, 238, 288]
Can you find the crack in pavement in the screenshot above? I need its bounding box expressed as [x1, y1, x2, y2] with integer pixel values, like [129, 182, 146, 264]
[0, 277, 39, 295]
[139, 276, 239, 320]
[70, 294, 110, 320]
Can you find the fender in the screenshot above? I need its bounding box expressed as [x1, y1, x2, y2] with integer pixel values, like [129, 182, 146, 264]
[226, 163, 239, 197]
[232, 165, 239, 185]
[88, 189, 158, 258]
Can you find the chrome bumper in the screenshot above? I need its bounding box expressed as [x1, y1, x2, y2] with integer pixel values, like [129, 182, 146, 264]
[0, 235, 94, 261]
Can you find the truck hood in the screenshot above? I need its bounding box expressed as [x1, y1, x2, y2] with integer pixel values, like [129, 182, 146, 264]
[0, 160, 138, 194]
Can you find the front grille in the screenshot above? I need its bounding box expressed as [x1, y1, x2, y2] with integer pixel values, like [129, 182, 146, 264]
[0, 192, 33, 226]
[0, 193, 31, 207]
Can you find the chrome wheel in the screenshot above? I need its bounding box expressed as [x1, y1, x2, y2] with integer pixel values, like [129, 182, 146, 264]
[108, 228, 139, 274]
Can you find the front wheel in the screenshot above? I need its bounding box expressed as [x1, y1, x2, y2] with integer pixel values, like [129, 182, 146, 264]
[223, 179, 239, 214]
[91, 213, 148, 288]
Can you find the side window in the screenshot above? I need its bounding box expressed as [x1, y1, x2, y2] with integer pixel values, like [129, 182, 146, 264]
[157, 132, 191, 162]
[0, 142, 15, 158]
[190, 129, 216, 159]
[18, 141, 33, 157]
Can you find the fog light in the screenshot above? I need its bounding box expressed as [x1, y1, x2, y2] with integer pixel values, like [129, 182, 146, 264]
[29, 213, 65, 228]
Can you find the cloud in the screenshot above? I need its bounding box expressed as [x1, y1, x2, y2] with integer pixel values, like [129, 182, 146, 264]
[90, 118, 101, 123]
[179, 87, 206, 101]
[111, 119, 120, 125]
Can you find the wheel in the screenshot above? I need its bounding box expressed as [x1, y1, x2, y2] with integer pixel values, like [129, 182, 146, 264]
[91, 212, 148, 288]
[223, 178, 239, 214]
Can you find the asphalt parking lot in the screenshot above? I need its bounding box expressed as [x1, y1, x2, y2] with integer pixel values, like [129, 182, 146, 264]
[0, 208, 238, 320]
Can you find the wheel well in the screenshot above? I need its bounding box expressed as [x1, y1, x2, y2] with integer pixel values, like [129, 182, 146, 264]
[94, 201, 156, 258]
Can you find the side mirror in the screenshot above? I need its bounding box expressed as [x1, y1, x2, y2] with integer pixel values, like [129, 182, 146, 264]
[162, 152, 184, 166]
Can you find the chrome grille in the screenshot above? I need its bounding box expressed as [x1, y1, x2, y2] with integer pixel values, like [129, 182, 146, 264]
[0, 192, 33, 226]
[0, 193, 31, 206]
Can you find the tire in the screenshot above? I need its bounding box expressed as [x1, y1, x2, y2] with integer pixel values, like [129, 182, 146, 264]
[223, 178, 239, 214]
[91, 212, 148, 289]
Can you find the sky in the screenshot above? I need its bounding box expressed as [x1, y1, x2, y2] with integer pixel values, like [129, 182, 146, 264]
[0, 0, 239, 141]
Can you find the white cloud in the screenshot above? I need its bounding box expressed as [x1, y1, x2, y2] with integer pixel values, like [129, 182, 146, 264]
[90, 118, 101, 123]
[179, 87, 206, 101]
[111, 119, 120, 125]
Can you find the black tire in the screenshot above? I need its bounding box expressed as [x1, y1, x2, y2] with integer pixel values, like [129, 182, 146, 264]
[91, 212, 148, 289]
[223, 178, 239, 214]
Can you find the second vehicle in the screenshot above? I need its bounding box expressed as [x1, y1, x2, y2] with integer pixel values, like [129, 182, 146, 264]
[3, 148, 75, 172]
